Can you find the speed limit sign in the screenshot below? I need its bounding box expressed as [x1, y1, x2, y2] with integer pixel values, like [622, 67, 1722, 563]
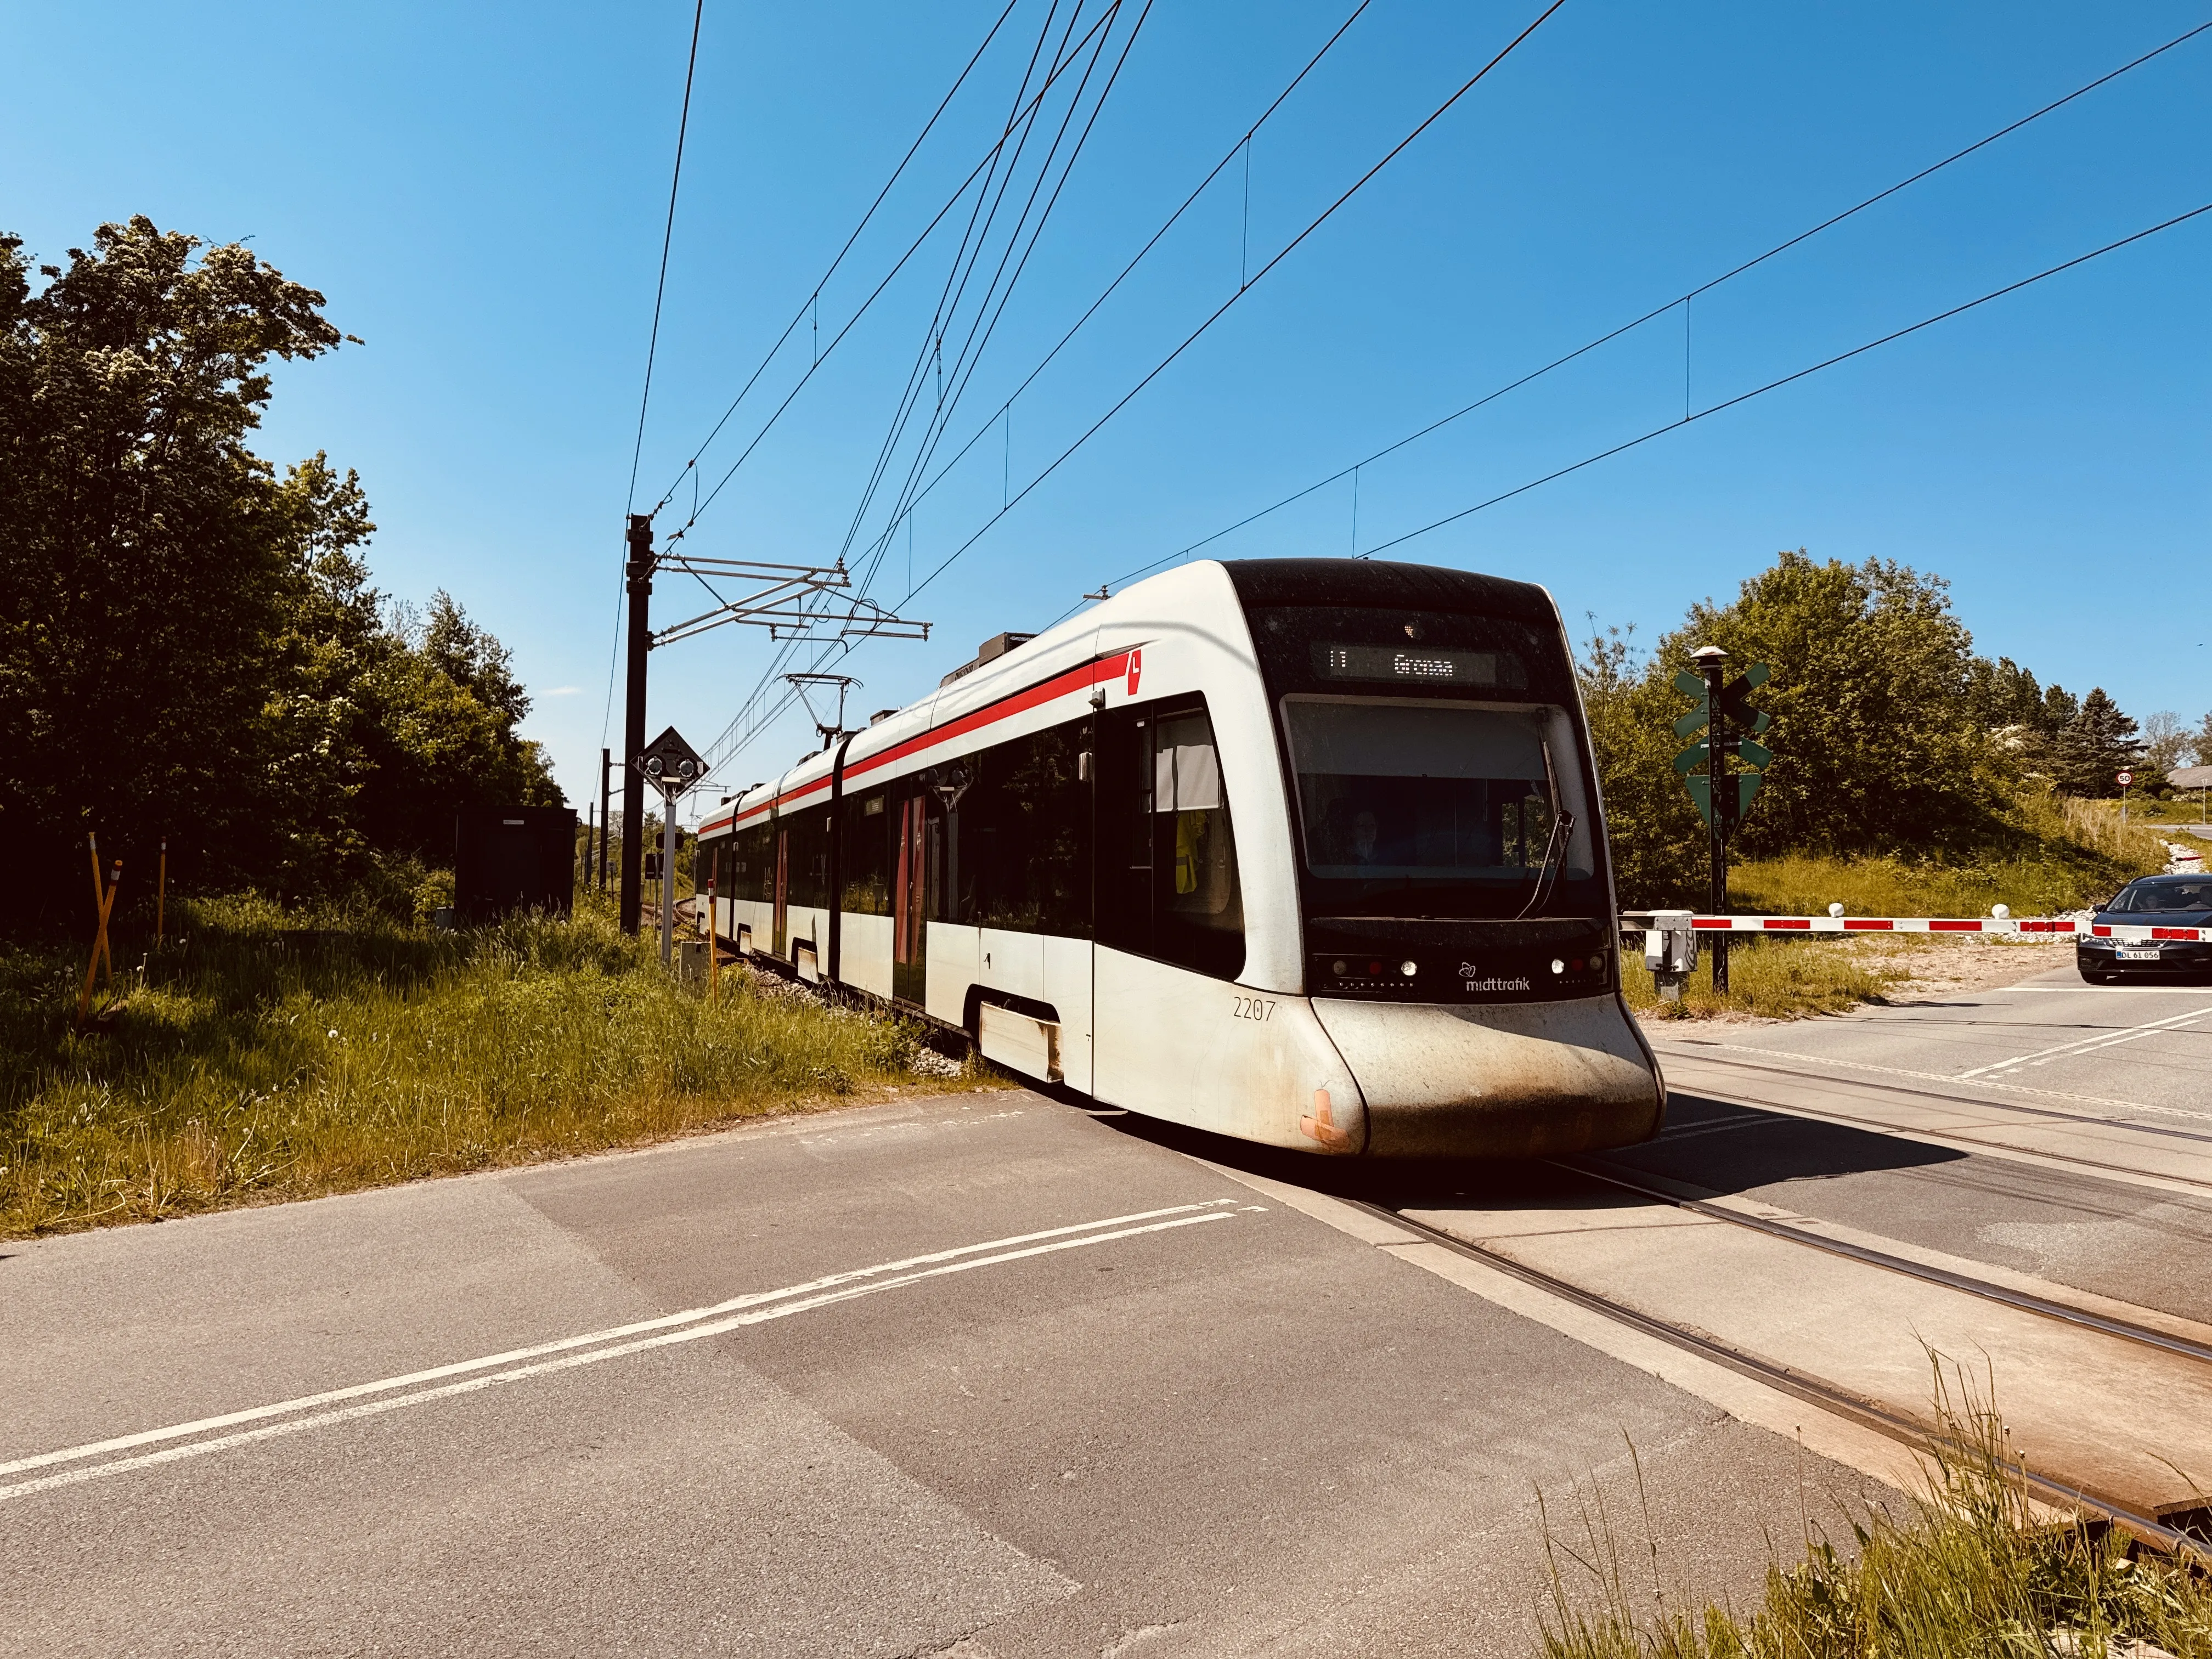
[2117, 770, 2134, 787]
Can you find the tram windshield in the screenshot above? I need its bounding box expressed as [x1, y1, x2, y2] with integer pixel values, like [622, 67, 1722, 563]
[1281, 696, 1599, 918]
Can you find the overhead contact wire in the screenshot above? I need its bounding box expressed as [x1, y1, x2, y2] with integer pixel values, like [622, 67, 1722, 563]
[898, 0, 1572, 606]
[832, 0, 1104, 578]
[665, 2, 1125, 548]
[627, 0, 707, 512]
[851, 0, 1153, 591]
[1355, 200, 2212, 558]
[606, 0, 704, 777]
[705, 2, 1137, 771]
[647, 0, 1026, 515]
[851, 0, 1361, 599]
[1071, 14, 2212, 602]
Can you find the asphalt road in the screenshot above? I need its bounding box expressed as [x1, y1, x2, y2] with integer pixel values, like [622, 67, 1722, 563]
[1638, 960, 2212, 1327]
[1657, 957, 2212, 1126]
[3, 1092, 1896, 1659]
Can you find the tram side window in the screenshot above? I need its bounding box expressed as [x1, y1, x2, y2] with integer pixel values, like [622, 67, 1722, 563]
[956, 719, 1091, 936]
[785, 810, 832, 909]
[839, 788, 892, 915]
[1097, 698, 1244, 979]
[731, 822, 773, 902]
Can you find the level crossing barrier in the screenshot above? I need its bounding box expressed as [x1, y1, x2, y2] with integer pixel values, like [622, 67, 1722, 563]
[1624, 913, 2210, 944]
[1617, 908, 2212, 1001]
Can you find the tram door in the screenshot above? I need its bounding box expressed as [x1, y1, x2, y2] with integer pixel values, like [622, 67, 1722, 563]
[891, 792, 933, 1006]
[772, 828, 789, 957]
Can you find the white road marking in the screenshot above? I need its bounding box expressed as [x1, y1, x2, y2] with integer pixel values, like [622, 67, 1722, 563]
[1954, 1006, 2212, 1080]
[0, 1200, 1236, 1499]
[2007, 985, 2212, 993]
[1655, 1042, 2212, 1124]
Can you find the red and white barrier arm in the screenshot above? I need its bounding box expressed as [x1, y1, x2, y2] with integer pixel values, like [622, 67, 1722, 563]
[1634, 915, 2212, 944]
[1682, 915, 2078, 935]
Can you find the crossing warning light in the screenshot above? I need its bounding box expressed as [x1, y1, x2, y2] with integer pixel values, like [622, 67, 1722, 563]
[1673, 661, 1770, 829]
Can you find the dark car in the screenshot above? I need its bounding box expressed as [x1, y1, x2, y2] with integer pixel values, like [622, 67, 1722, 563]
[2076, 874, 2212, 984]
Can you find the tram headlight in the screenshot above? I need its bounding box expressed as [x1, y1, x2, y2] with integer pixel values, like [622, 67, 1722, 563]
[1550, 958, 1565, 974]
[1401, 960, 1417, 976]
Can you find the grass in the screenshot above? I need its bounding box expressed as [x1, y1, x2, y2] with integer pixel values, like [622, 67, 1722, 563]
[1539, 1374, 2212, 1658]
[1621, 936, 1908, 1021]
[1625, 793, 2172, 1022]
[1731, 797, 2170, 923]
[0, 891, 965, 1239]
[2124, 794, 2212, 835]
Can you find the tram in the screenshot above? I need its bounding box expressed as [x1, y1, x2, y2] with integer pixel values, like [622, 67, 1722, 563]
[697, 558, 1663, 1158]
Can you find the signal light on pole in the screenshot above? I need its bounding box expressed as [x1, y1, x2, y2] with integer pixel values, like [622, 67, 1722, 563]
[1672, 653, 1772, 994]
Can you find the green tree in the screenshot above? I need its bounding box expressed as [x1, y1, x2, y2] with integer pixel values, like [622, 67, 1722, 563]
[349, 594, 563, 864]
[1576, 621, 1703, 906]
[1584, 551, 2016, 904]
[1962, 656, 2047, 733]
[0, 218, 347, 914]
[1662, 551, 2008, 859]
[2050, 688, 2140, 798]
[0, 219, 558, 923]
[2140, 710, 2189, 783]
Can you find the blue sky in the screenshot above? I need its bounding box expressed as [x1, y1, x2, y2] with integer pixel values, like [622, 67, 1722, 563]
[7, 1, 2207, 815]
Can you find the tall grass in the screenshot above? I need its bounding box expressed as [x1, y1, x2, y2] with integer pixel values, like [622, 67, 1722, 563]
[1539, 1373, 2212, 1658]
[1620, 937, 1905, 1022]
[0, 894, 948, 1238]
[1722, 792, 2170, 923]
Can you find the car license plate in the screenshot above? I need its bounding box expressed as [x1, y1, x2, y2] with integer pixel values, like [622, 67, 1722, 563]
[2117, 949, 2160, 961]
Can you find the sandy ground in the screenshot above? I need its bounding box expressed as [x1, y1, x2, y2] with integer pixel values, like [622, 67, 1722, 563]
[1844, 933, 2076, 1001]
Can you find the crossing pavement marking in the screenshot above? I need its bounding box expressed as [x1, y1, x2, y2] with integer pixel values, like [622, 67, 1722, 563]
[1656, 1040, 2212, 1123]
[1955, 1006, 2212, 1080]
[0, 1200, 1238, 1502]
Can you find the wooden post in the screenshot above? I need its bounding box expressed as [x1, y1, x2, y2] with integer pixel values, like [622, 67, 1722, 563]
[76, 854, 121, 1025]
[706, 873, 718, 1002]
[156, 837, 167, 949]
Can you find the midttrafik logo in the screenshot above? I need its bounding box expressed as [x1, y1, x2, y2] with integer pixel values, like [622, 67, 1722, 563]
[1459, 963, 1531, 993]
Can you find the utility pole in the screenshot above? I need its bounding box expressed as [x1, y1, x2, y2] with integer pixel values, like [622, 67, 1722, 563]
[608, 517, 928, 938]
[620, 515, 656, 935]
[597, 746, 612, 891]
[1694, 645, 1731, 994]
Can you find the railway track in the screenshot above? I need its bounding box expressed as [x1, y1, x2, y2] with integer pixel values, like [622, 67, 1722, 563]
[1564, 1158, 2212, 1368]
[1655, 1045, 2212, 1197]
[1353, 1178, 2212, 1560]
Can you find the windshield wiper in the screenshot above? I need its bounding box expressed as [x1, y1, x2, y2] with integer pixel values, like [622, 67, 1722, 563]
[1513, 810, 1575, 921]
[1513, 739, 1572, 921]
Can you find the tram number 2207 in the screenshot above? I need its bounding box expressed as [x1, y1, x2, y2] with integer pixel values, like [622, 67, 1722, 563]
[1231, 995, 1277, 1023]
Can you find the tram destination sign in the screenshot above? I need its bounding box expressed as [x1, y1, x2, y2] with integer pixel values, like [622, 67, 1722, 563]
[1313, 642, 1520, 687]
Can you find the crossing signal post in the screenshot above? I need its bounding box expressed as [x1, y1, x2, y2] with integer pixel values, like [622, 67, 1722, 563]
[637, 725, 704, 966]
[1673, 648, 1771, 993]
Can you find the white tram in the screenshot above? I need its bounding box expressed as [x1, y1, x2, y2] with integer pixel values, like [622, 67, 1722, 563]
[697, 559, 1663, 1158]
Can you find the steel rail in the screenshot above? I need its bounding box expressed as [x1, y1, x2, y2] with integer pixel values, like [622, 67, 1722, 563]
[1353, 1198, 2210, 1561]
[1701, 1097, 2212, 1199]
[1665, 1047, 2212, 1153]
[1556, 1159, 2212, 1369]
